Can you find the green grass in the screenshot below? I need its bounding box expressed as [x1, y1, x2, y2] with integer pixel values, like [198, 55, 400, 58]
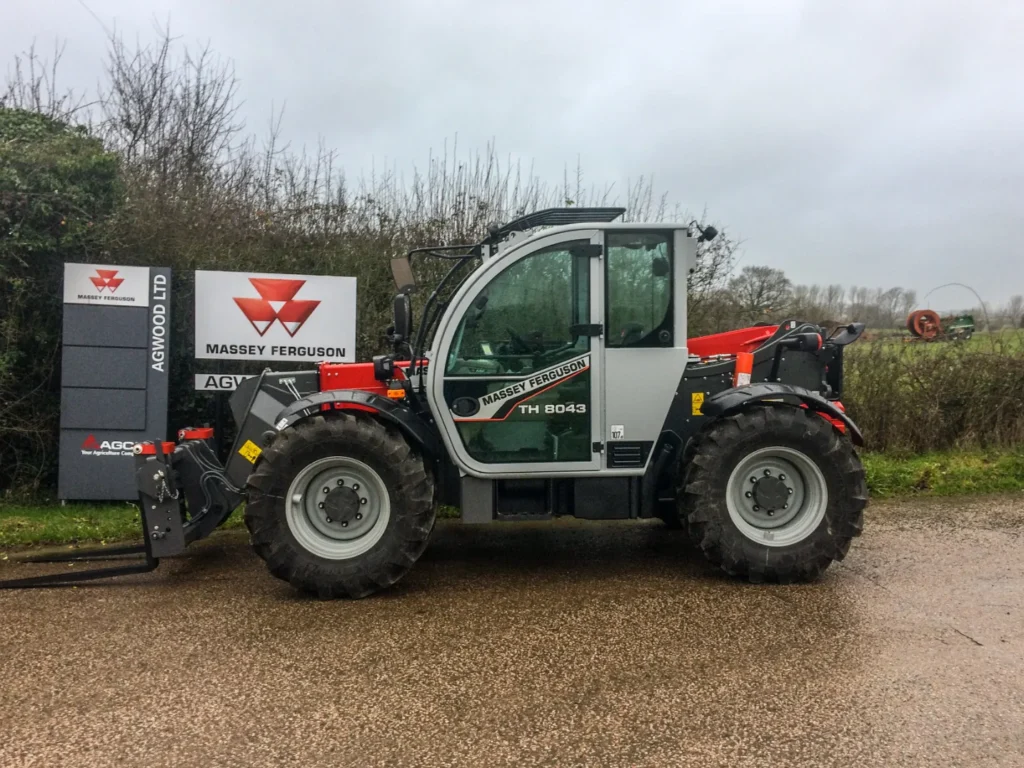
[2, 450, 1023, 552]
[862, 450, 1024, 498]
[0, 503, 244, 554]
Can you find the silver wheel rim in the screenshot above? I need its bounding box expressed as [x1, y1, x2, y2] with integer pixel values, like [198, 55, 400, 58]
[725, 446, 828, 548]
[285, 456, 390, 559]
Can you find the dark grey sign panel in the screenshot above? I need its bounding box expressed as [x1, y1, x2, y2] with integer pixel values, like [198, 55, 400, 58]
[62, 347, 148, 389]
[60, 389, 148, 429]
[63, 305, 150, 347]
[59, 266, 172, 500]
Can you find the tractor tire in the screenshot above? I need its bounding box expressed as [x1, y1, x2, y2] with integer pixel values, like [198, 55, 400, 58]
[678, 406, 866, 583]
[244, 413, 436, 598]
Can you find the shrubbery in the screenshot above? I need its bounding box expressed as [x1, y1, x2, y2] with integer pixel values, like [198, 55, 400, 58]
[844, 333, 1024, 453]
[0, 109, 120, 492]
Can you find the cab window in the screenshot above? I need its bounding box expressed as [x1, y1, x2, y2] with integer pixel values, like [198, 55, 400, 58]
[446, 241, 591, 376]
[605, 232, 673, 347]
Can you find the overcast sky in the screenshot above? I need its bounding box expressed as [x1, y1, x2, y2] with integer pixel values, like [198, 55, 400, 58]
[6, 0, 1023, 307]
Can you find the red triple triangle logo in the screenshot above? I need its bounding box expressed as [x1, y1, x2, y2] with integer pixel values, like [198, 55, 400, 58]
[233, 278, 320, 337]
[82, 434, 101, 450]
[90, 269, 124, 293]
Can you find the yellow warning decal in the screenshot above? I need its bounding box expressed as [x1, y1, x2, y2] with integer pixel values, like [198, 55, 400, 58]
[238, 439, 262, 464]
[691, 392, 705, 416]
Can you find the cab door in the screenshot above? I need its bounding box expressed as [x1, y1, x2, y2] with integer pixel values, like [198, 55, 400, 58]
[428, 230, 603, 476]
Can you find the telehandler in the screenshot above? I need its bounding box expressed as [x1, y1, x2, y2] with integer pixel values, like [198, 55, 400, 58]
[2, 208, 867, 596]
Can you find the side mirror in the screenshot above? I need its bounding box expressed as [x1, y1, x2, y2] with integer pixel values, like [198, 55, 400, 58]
[697, 225, 718, 243]
[392, 293, 412, 342]
[390, 257, 416, 293]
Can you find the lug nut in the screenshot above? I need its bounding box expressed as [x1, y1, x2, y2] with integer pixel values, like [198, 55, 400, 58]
[337, 479, 344, 486]
[750, 477, 757, 484]
[767, 510, 774, 516]
[744, 491, 752, 498]
[318, 502, 325, 509]
[763, 469, 771, 476]
[753, 505, 760, 512]
[787, 488, 794, 495]
[356, 513, 363, 520]
[352, 483, 360, 491]
[341, 521, 348, 527]
[325, 517, 333, 523]
[323, 487, 330, 494]
[779, 474, 786, 481]
[360, 498, 367, 505]
[783, 504, 789, 510]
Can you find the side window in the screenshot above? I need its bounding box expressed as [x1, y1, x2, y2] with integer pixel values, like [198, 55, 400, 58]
[606, 232, 673, 347]
[446, 242, 590, 376]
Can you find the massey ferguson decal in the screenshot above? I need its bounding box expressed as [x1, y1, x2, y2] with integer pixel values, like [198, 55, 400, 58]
[63, 263, 151, 307]
[195, 270, 357, 362]
[452, 354, 590, 421]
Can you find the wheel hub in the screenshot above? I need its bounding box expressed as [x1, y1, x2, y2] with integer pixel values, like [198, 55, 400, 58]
[726, 447, 828, 547]
[286, 456, 390, 559]
[753, 475, 789, 511]
[323, 485, 361, 524]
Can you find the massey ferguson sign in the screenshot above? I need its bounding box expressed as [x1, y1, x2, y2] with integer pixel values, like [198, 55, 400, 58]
[195, 270, 356, 362]
[63, 263, 151, 306]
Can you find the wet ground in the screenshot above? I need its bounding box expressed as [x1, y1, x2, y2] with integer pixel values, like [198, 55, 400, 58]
[1, 494, 1022, 768]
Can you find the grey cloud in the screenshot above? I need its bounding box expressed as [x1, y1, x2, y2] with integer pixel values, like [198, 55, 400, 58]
[4, 0, 1021, 305]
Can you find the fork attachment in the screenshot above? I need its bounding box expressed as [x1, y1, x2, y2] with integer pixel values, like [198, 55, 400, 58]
[1, 433, 243, 589]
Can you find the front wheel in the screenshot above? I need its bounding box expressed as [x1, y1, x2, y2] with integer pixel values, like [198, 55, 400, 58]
[244, 413, 436, 598]
[679, 406, 867, 582]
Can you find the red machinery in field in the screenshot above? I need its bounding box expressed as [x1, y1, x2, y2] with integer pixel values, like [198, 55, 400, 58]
[906, 309, 975, 341]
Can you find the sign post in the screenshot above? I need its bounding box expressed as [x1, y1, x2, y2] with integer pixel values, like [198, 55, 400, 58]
[58, 263, 171, 499]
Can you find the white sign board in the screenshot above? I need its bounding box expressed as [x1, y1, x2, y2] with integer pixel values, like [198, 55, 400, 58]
[194, 373, 253, 391]
[64, 263, 151, 307]
[195, 270, 357, 362]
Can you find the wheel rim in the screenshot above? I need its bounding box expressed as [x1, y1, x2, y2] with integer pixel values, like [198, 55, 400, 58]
[286, 456, 390, 560]
[725, 446, 828, 548]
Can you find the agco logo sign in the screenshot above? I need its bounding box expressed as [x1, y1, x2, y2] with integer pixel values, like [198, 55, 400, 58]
[89, 269, 124, 293]
[81, 434, 137, 456]
[233, 278, 321, 337]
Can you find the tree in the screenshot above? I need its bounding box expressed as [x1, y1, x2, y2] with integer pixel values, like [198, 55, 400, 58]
[1007, 295, 1023, 329]
[728, 265, 792, 324]
[0, 108, 120, 490]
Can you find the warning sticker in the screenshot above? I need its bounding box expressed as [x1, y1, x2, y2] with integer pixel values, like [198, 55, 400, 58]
[238, 439, 263, 463]
[691, 392, 705, 416]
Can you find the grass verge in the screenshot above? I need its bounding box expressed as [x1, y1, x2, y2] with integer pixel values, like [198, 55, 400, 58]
[2, 450, 1022, 551]
[862, 450, 1024, 498]
[0, 504, 244, 554]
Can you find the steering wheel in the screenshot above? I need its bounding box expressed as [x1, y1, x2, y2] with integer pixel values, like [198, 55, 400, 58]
[537, 341, 576, 366]
[506, 327, 533, 355]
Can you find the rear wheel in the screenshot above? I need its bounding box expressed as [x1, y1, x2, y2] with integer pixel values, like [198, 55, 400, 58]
[245, 414, 436, 598]
[679, 406, 866, 582]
